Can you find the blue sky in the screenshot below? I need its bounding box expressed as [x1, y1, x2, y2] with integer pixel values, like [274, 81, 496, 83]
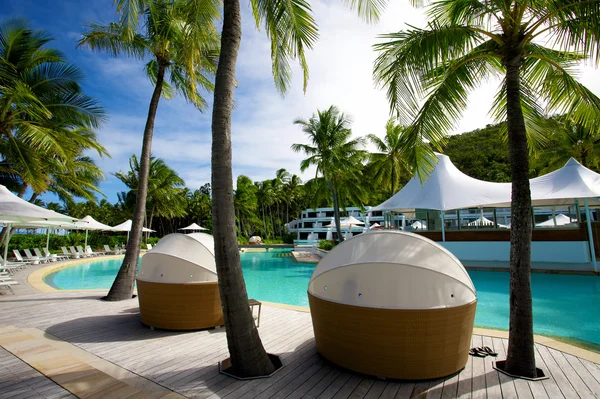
[3, 0, 600, 206]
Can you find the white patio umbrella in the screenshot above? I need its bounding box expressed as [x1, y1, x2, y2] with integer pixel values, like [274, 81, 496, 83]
[11, 220, 79, 251]
[411, 220, 427, 230]
[0, 185, 76, 266]
[178, 222, 208, 232]
[326, 216, 365, 240]
[74, 215, 114, 247]
[112, 220, 155, 242]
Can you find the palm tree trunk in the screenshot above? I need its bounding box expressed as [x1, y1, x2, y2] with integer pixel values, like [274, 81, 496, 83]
[262, 206, 267, 237]
[503, 50, 537, 378]
[328, 180, 344, 242]
[105, 62, 166, 301]
[269, 206, 275, 238]
[28, 192, 39, 203]
[210, 0, 275, 377]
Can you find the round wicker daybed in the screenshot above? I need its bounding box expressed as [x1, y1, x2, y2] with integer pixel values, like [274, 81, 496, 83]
[308, 230, 477, 380]
[136, 233, 224, 330]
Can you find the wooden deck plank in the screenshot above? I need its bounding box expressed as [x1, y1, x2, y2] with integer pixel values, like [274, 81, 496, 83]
[562, 353, 600, 394]
[440, 371, 459, 399]
[302, 368, 342, 399]
[363, 380, 387, 399]
[425, 378, 445, 399]
[331, 374, 362, 399]
[470, 335, 486, 399]
[533, 344, 565, 399]
[498, 338, 533, 399]
[536, 344, 578, 398]
[547, 348, 595, 399]
[482, 335, 502, 399]
[394, 382, 416, 398]
[491, 337, 518, 399]
[314, 371, 352, 399]
[580, 358, 600, 386]
[456, 347, 473, 399]
[347, 378, 374, 399]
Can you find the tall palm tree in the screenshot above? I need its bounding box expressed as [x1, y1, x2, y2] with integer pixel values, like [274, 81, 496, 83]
[79, 0, 220, 301]
[367, 119, 411, 197]
[292, 106, 367, 242]
[205, 0, 387, 376]
[373, 0, 600, 378]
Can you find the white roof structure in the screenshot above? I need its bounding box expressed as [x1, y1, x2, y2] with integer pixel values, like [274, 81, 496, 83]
[75, 215, 114, 231]
[11, 220, 78, 229]
[112, 220, 154, 233]
[373, 155, 600, 212]
[411, 220, 427, 229]
[529, 158, 600, 206]
[308, 231, 476, 309]
[137, 233, 216, 284]
[373, 153, 510, 212]
[467, 216, 494, 227]
[0, 185, 76, 223]
[178, 222, 208, 231]
[325, 216, 365, 228]
[536, 213, 576, 227]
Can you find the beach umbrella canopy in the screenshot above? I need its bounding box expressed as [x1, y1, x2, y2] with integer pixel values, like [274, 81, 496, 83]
[75, 215, 114, 231]
[325, 216, 365, 228]
[178, 222, 208, 231]
[112, 220, 155, 233]
[0, 185, 76, 223]
[411, 221, 427, 230]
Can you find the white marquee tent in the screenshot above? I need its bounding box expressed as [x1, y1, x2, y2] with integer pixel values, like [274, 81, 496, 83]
[137, 233, 216, 284]
[467, 215, 494, 227]
[536, 213, 576, 227]
[75, 215, 114, 247]
[112, 220, 155, 242]
[325, 216, 365, 229]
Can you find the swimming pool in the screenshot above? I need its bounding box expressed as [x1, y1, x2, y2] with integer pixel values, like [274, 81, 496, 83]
[44, 249, 600, 345]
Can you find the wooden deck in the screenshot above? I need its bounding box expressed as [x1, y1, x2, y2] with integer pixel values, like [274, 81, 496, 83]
[1, 289, 599, 398]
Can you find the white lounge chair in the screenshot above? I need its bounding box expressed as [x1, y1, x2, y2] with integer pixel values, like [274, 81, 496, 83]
[14, 250, 39, 264]
[77, 246, 94, 257]
[146, 243, 153, 250]
[84, 245, 100, 257]
[61, 247, 79, 259]
[103, 245, 118, 255]
[43, 248, 68, 261]
[34, 248, 55, 262]
[70, 246, 88, 258]
[0, 255, 28, 272]
[24, 249, 48, 263]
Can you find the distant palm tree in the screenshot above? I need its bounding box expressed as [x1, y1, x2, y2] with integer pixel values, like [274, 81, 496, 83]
[115, 155, 187, 233]
[374, 0, 600, 378]
[79, 0, 220, 301]
[292, 106, 367, 242]
[367, 119, 411, 197]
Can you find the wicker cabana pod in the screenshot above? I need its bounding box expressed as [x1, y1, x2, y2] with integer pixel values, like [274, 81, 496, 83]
[308, 230, 477, 380]
[136, 233, 223, 330]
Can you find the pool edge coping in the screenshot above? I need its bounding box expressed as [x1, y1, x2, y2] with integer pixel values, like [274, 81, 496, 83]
[26, 259, 600, 364]
[28, 255, 126, 293]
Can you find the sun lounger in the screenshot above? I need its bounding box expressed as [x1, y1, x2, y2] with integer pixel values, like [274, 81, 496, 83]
[146, 243, 153, 250]
[103, 245, 118, 255]
[43, 248, 67, 261]
[24, 249, 49, 263]
[84, 245, 101, 257]
[34, 248, 55, 262]
[61, 247, 79, 259]
[77, 246, 95, 257]
[14, 250, 40, 264]
[70, 246, 88, 258]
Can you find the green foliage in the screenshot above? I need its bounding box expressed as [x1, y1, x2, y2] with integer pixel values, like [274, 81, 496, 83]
[6, 233, 130, 253]
[282, 233, 295, 244]
[318, 240, 335, 250]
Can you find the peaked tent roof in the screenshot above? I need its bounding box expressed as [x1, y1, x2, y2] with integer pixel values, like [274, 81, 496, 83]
[325, 216, 365, 228]
[536, 213, 575, 227]
[372, 153, 511, 212]
[529, 158, 600, 206]
[467, 216, 494, 226]
[0, 185, 76, 223]
[75, 215, 114, 231]
[178, 222, 208, 231]
[112, 220, 155, 232]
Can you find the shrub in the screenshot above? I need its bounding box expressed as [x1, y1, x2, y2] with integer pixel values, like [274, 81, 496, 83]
[318, 240, 336, 251]
[282, 233, 295, 244]
[237, 236, 249, 244]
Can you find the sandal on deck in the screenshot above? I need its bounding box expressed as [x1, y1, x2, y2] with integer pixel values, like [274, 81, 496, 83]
[482, 346, 498, 357]
[469, 348, 487, 357]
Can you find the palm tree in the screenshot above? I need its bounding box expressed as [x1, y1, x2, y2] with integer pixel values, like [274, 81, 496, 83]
[367, 119, 411, 197]
[292, 106, 367, 243]
[79, 0, 220, 301]
[373, 0, 600, 378]
[115, 155, 187, 233]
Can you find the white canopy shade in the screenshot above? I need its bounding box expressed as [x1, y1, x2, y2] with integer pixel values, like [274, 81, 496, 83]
[373, 155, 600, 213]
[137, 233, 216, 284]
[112, 220, 155, 233]
[178, 222, 208, 231]
[75, 215, 114, 231]
[11, 220, 78, 229]
[308, 231, 476, 309]
[467, 216, 494, 227]
[249, 236, 262, 243]
[0, 185, 76, 223]
[536, 213, 576, 227]
[325, 216, 365, 228]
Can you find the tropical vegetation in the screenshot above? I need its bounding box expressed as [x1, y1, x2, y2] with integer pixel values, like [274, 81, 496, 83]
[78, 0, 220, 301]
[373, 0, 600, 378]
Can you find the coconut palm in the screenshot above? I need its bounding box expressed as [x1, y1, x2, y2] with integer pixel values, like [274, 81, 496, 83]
[0, 19, 106, 194]
[292, 106, 367, 243]
[367, 119, 412, 197]
[373, 0, 600, 378]
[79, 0, 220, 301]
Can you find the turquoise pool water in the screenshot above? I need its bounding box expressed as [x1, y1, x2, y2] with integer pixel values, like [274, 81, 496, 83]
[44, 250, 600, 345]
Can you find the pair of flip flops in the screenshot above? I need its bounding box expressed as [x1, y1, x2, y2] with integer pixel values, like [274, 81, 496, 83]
[469, 346, 498, 357]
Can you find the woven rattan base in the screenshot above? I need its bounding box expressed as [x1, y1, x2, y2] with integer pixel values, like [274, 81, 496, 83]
[137, 279, 224, 330]
[308, 293, 476, 380]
